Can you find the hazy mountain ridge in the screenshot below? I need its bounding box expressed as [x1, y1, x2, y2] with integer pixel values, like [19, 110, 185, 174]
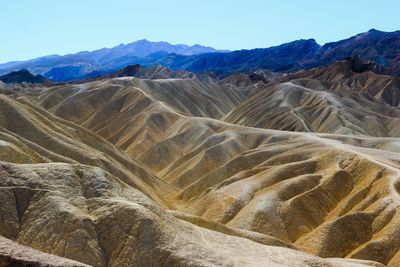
[0, 39, 227, 81]
[1, 29, 399, 81]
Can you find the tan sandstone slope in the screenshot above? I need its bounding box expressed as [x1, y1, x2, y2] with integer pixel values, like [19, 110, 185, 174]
[224, 80, 400, 136]
[281, 59, 400, 108]
[0, 85, 386, 267]
[0, 75, 387, 266]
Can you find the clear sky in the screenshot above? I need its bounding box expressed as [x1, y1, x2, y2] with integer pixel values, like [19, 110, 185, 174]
[2, 0, 400, 63]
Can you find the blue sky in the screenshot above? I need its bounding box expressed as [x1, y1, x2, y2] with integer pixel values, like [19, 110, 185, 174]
[1, 0, 400, 63]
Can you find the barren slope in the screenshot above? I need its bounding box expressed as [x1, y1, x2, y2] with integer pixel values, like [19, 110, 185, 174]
[0, 90, 380, 266]
[281, 59, 400, 107]
[225, 81, 400, 136]
[40, 77, 251, 120]
[32, 77, 400, 266]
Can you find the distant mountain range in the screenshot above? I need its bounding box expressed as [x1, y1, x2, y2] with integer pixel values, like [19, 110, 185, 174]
[0, 39, 227, 81]
[157, 29, 400, 76]
[0, 29, 399, 81]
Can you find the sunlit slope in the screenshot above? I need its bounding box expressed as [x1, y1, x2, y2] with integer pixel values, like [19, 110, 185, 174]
[224, 81, 400, 136]
[40, 77, 251, 119]
[123, 115, 400, 265]
[37, 78, 400, 266]
[0, 92, 381, 266]
[0, 94, 174, 205]
[281, 59, 400, 108]
[1, 160, 380, 267]
[38, 77, 254, 159]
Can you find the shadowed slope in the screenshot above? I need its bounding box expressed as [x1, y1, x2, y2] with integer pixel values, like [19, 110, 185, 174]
[0, 236, 90, 267]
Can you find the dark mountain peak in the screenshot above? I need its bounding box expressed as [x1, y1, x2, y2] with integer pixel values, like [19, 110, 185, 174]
[277, 38, 319, 48]
[339, 28, 400, 44]
[114, 64, 142, 76]
[0, 69, 51, 84]
[273, 38, 320, 55]
[276, 39, 320, 57]
[355, 28, 387, 40]
[295, 38, 318, 44]
[346, 56, 391, 74]
[367, 28, 383, 34]
[319, 56, 392, 76]
[15, 69, 30, 75]
[362, 28, 400, 37]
